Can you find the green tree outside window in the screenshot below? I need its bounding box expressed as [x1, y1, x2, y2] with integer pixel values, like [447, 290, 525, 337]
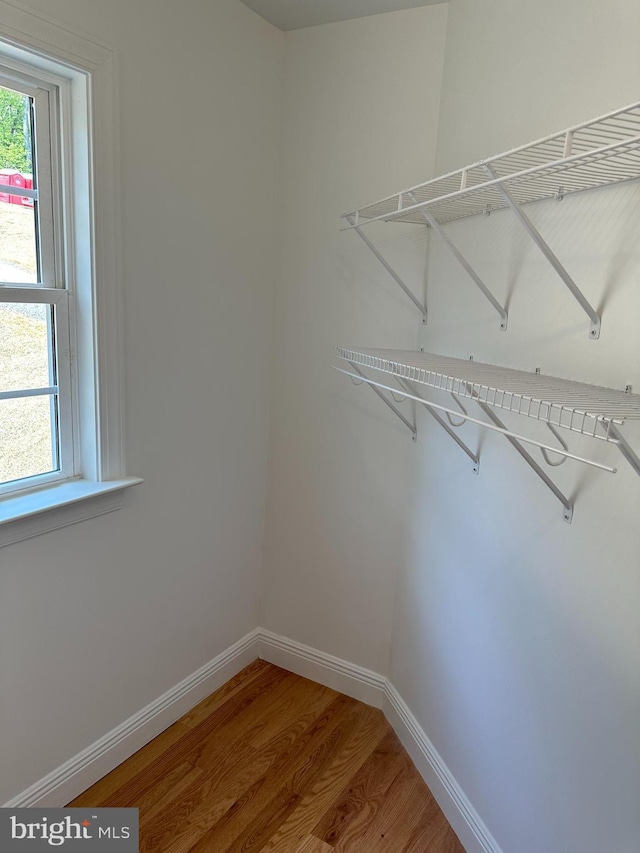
[0, 86, 32, 174]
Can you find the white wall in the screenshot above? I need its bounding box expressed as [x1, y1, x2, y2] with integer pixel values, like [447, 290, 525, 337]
[264, 2, 640, 853]
[3, 2, 639, 850]
[261, 5, 448, 674]
[0, 0, 282, 803]
[390, 2, 640, 853]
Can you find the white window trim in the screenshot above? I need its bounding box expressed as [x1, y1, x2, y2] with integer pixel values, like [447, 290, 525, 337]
[0, 2, 141, 547]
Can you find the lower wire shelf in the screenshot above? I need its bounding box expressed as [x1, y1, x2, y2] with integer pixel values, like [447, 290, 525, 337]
[334, 347, 640, 523]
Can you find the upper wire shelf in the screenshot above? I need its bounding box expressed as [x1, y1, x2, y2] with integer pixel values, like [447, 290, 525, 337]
[335, 348, 640, 441]
[343, 101, 640, 227]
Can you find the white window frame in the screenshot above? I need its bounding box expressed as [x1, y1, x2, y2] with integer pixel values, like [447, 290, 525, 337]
[0, 3, 141, 547]
[0, 69, 76, 497]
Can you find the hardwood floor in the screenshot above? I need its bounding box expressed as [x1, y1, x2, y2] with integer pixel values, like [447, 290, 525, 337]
[69, 660, 465, 852]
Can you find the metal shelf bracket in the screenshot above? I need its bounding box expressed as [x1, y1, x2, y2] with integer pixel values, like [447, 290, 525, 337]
[607, 422, 640, 477]
[345, 214, 427, 323]
[335, 348, 636, 522]
[471, 395, 574, 523]
[348, 362, 417, 441]
[407, 193, 508, 331]
[399, 378, 480, 473]
[484, 165, 601, 339]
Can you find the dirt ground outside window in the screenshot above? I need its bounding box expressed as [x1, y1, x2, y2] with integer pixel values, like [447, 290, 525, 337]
[0, 201, 55, 486]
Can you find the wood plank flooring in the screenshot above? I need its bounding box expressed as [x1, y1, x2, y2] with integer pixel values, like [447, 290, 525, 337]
[69, 660, 465, 852]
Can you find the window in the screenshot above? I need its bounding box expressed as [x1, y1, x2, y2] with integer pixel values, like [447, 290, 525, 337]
[0, 5, 140, 546]
[0, 71, 74, 496]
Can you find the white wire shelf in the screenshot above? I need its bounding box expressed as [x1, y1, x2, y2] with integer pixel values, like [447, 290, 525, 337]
[344, 101, 640, 227]
[335, 348, 640, 440]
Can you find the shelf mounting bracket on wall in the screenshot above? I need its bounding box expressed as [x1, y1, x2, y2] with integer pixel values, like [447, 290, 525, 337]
[607, 422, 640, 477]
[335, 348, 640, 522]
[335, 363, 589, 521]
[483, 164, 601, 339]
[348, 362, 417, 441]
[344, 214, 427, 323]
[407, 193, 508, 331]
[398, 377, 480, 474]
[342, 101, 640, 340]
[469, 392, 574, 523]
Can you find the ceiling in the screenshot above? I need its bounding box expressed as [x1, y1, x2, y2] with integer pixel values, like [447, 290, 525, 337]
[239, 0, 448, 32]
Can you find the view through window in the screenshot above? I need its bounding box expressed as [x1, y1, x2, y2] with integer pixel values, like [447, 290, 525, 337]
[0, 76, 70, 494]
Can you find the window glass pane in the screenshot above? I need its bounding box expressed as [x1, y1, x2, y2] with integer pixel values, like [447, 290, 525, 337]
[0, 394, 57, 486]
[0, 85, 37, 283]
[0, 302, 53, 393]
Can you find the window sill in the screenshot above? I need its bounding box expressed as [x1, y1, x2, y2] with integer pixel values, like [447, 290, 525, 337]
[0, 477, 143, 548]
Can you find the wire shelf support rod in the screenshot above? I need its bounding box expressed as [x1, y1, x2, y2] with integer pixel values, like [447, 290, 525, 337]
[407, 192, 508, 331]
[344, 214, 427, 323]
[483, 164, 601, 339]
[347, 362, 417, 441]
[398, 377, 480, 474]
[607, 422, 640, 477]
[470, 393, 575, 523]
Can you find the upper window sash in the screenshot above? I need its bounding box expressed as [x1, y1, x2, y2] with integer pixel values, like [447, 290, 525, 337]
[0, 67, 60, 290]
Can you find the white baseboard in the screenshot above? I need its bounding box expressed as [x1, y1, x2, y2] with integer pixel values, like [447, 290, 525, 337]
[5, 626, 502, 853]
[383, 682, 502, 853]
[256, 629, 502, 853]
[257, 629, 386, 709]
[3, 628, 261, 808]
